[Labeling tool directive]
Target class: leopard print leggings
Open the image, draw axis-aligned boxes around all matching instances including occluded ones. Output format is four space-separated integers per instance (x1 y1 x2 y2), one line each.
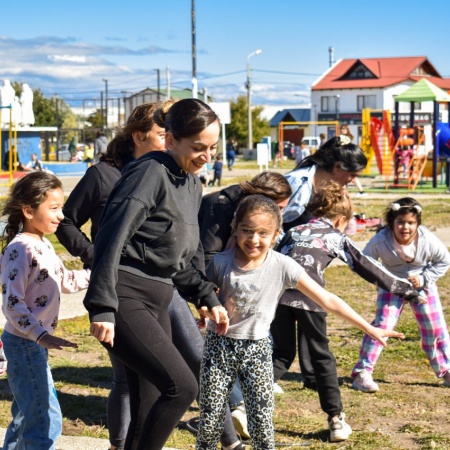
196 331 275 450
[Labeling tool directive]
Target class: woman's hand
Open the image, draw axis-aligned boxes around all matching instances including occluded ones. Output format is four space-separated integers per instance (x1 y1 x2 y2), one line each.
39 334 78 350
367 326 405 347
198 305 229 335
90 322 115 347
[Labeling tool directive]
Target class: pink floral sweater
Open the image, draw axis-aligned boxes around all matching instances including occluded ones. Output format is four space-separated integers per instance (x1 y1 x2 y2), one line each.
1 233 90 342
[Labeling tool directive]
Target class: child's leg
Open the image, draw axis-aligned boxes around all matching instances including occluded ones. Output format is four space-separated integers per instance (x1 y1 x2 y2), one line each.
411 286 450 377
297 309 343 416
271 304 297 382
352 290 405 376
197 332 238 450
239 336 275 450
2 331 62 450
169 292 238 448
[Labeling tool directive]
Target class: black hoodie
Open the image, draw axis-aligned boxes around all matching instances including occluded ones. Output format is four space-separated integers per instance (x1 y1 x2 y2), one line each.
83 151 220 324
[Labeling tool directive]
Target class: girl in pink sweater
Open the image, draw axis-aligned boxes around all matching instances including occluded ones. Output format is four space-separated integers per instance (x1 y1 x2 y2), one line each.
1 172 90 450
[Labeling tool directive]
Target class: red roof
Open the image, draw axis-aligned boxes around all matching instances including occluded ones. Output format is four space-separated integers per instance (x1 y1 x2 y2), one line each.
312 56 450 91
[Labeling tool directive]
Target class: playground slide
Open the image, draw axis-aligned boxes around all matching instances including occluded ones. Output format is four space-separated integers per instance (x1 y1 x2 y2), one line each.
369 116 383 173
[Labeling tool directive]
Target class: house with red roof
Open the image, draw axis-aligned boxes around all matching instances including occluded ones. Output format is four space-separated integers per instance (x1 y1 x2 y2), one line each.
311 56 450 140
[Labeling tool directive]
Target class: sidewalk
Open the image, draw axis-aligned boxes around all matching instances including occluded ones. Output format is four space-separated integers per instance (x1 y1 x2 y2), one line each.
0 427 178 450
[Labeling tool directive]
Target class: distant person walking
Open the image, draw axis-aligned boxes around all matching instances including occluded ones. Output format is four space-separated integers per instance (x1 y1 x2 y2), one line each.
209 155 223 187
94 131 109 159
226 138 236 170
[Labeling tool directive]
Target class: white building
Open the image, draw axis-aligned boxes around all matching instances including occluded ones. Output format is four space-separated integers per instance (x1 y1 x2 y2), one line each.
311 56 450 142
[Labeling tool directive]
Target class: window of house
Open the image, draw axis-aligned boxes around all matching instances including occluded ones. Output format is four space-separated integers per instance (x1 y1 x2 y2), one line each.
357 95 376 111
342 63 375 79
321 96 329 112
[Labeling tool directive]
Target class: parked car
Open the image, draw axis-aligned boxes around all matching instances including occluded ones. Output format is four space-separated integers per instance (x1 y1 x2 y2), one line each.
57 145 72 162
57 143 86 162
302 136 321 152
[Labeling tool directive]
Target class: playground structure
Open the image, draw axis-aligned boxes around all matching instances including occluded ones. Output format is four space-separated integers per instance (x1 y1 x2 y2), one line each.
360 108 432 190
277 121 339 165
0 105 18 187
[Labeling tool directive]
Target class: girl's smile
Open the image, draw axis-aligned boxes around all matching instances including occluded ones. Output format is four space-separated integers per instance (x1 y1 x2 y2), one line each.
235 212 279 269
393 212 418 245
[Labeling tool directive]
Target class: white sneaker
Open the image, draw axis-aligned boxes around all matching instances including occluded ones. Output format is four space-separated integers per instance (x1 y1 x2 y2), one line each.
443 371 450 387
352 369 379 393
328 413 352 442
231 403 250 440
273 382 284 394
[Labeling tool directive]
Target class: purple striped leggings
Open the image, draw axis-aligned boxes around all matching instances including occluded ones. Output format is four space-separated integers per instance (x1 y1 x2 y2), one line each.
352 286 450 378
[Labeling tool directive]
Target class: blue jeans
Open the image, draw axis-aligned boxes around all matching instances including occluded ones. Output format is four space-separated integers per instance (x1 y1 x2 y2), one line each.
2 330 62 450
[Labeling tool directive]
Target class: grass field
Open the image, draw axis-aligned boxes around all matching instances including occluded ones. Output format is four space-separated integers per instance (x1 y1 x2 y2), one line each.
0 185 450 449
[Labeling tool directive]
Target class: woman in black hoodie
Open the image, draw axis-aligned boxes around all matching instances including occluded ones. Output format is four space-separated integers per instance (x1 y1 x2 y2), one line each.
83 99 228 450
56 100 172 450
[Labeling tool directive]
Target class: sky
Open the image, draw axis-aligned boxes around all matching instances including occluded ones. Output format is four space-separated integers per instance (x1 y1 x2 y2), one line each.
1 0 449 113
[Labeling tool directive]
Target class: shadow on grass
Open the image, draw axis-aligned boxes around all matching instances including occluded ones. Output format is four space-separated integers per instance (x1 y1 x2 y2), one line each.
0 369 108 428
52 365 112 389
58 391 107 425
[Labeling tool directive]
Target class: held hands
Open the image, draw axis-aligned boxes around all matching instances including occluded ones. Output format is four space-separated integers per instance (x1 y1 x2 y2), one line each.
198 305 229 335
367 325 405 348
38 334 78 350
90 322 115 347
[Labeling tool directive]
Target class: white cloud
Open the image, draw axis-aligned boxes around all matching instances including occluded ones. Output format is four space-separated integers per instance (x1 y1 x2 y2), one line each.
48 55 87 63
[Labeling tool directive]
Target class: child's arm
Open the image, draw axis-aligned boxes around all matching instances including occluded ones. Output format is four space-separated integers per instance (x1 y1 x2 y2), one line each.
60 264 90 294
37 334 78 350
417 231 450 287
295 272 404 346
342 237 425 303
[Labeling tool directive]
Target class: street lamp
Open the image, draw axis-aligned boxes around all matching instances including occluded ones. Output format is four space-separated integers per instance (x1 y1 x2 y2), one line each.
246 49 262 149
334 94 340 125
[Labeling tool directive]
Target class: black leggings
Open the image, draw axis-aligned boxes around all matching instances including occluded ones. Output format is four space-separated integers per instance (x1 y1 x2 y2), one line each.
105 270 198 450
271 304 342 416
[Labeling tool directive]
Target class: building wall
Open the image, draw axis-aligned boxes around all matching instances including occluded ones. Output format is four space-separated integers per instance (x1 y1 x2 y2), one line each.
311 82 447 142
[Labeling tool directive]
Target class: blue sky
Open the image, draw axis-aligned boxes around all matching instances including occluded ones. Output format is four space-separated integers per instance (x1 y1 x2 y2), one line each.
1 0 449 109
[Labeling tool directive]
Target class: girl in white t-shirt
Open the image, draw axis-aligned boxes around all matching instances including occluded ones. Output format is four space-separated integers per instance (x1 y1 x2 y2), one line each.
196 194 405 450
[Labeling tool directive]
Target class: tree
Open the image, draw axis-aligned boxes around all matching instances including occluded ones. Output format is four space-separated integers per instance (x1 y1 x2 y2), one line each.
226 95 270 149
33 89 57 126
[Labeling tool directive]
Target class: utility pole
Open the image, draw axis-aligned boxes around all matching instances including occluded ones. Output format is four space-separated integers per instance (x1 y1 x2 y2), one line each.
100 91 104 130
55 93 60 158
155 69 161 101
166 65 171 100
191 0 198 98
103 79 108 132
